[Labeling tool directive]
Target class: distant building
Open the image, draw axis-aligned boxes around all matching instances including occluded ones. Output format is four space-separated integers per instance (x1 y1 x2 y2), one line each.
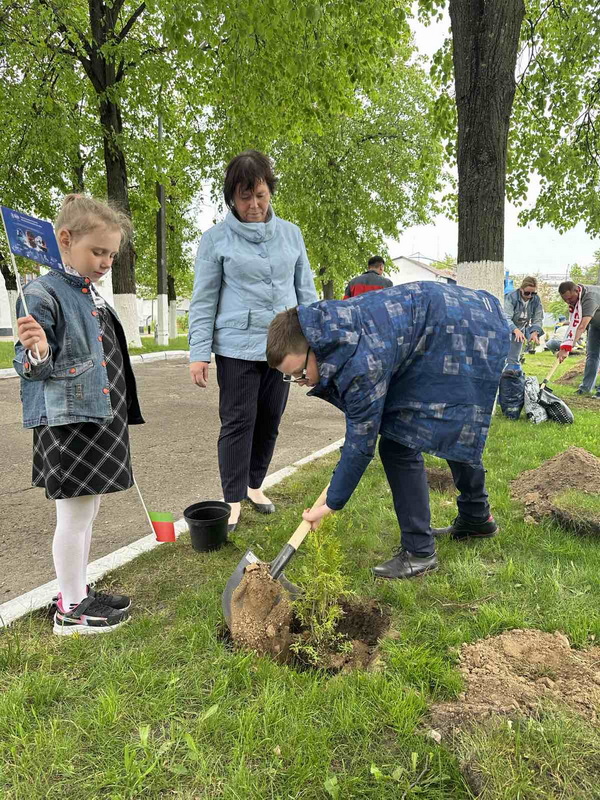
388 255 457 285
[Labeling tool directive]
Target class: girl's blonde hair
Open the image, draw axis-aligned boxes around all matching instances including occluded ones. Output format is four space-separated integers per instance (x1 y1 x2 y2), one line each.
54 194 133 248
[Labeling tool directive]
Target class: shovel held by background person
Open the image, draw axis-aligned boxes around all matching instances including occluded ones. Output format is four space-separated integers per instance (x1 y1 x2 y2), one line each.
222 483 330 628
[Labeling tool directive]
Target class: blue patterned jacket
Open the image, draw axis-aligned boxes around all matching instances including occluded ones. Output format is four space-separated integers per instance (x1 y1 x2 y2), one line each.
298 282 510 510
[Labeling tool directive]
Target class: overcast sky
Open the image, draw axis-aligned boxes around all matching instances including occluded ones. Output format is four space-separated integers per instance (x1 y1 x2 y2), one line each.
391 8 599 275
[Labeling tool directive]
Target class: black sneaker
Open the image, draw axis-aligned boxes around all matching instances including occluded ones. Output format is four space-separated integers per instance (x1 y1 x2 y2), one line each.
53 586 131 612
575 389 587 395
372 548 438 580
432 515 498 540
89 587 131 611
53 592 130 636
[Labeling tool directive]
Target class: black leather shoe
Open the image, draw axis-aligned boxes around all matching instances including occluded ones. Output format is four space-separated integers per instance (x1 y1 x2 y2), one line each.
432 515 498 540
247 498 276 514
372 549 438 580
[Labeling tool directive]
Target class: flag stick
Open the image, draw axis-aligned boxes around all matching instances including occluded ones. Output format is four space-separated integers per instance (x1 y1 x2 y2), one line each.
0 212 41 360
133 479 156 536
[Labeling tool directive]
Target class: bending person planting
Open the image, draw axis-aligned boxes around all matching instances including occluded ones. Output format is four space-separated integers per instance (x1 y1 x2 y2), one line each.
266 282 510 580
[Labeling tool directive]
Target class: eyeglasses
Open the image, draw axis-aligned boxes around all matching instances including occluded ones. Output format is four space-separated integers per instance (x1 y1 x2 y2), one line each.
522 290 537 297
282 347 311 383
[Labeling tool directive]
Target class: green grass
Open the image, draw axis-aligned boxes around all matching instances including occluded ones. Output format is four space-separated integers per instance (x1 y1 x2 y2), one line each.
2 350 600 799
0 336 189 369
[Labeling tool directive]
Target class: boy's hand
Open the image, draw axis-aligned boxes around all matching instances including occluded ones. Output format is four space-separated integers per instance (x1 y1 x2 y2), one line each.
17 315 48 359
557 349 569 363
302 503 333 530
513 328 525 342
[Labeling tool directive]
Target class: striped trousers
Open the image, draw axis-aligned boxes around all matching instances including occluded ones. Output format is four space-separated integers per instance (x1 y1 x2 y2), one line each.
215 355 290 503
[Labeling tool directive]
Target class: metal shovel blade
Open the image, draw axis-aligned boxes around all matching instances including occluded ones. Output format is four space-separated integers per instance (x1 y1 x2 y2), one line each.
221 548 301 628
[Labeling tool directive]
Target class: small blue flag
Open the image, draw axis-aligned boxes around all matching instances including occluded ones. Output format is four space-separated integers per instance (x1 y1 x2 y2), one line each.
1 206 63 272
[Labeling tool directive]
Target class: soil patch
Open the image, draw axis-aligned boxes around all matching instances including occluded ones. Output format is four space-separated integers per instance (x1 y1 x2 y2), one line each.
510 446 600 516
228 568 390 672
568 394 600 411
430 629 600 732
556 360 585 385
426 467 456 494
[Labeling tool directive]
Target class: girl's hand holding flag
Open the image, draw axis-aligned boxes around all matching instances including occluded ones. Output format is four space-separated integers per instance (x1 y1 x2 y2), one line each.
17 315 49 359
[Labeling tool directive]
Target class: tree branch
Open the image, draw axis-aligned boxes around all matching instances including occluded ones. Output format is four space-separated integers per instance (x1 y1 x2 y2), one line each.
115 2 146 45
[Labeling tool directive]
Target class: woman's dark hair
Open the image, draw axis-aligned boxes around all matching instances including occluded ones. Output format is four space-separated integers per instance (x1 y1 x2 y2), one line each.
223 150 277 210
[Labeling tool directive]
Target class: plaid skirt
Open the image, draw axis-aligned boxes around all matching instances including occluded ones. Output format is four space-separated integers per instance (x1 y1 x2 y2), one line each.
32 307 133 499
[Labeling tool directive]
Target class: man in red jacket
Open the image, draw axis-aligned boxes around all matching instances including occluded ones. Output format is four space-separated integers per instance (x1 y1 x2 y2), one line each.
343 256 393 299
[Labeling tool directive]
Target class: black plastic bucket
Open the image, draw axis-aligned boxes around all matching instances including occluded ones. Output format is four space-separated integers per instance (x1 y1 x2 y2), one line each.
183 501 231 552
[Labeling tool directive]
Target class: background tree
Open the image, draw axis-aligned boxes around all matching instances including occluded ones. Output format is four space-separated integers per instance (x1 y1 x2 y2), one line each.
509 2 600 238
273 61 444 298
2 0 413 339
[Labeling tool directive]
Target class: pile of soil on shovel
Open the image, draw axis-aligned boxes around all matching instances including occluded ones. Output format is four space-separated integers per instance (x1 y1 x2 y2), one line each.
556 360 585 384
229 566 390 671
229 563 294 662
510 446 600 517
430 629 600 732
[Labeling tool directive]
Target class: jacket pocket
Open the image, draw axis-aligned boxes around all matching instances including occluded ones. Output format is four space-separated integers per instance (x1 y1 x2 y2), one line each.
214 310 250 330
51 359 95 379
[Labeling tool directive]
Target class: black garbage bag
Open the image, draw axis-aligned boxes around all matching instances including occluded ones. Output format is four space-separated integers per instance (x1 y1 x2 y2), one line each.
538 385 575 424
499 368 525 419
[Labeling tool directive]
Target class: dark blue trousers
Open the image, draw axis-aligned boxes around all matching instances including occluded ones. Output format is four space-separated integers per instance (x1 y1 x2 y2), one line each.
378 436 490 557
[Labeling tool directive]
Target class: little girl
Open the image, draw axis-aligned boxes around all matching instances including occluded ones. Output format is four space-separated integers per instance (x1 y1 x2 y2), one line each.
14 194 144 635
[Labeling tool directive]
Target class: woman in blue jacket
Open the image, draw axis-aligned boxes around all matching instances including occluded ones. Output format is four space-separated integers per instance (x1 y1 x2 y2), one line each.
188 151 318 530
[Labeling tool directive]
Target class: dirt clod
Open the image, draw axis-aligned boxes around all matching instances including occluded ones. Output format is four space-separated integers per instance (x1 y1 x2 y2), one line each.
229 563 293 662
431 629 600 731
510 446 600 516
426 467 456 494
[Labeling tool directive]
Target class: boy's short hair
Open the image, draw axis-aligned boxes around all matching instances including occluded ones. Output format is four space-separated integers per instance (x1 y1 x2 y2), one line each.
368 255 385 268
266 307 308 368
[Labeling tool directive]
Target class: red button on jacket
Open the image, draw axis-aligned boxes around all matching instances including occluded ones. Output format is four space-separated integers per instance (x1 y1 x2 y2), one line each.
69 368 76 374
103 388 109 394
82 287 89 293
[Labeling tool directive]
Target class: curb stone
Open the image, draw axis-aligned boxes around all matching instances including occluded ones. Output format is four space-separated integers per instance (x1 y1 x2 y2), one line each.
0 350 190 379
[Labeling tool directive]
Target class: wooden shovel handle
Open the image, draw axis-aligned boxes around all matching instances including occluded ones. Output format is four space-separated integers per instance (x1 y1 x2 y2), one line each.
541 359 561 389
288 484 330 551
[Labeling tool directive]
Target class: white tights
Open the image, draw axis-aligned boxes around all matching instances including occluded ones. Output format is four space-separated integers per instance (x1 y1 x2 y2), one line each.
53 495 101 609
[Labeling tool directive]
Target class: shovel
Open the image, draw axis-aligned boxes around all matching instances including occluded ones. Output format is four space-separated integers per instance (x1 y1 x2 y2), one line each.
539 359 561 392
222 483 330 628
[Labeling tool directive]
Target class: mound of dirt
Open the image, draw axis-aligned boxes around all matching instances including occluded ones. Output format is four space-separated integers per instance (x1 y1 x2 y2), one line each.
431 629 600 731
229 563 293 662
556 360 585 384
510 446 600 516
229 568 390 672
426 467 456 494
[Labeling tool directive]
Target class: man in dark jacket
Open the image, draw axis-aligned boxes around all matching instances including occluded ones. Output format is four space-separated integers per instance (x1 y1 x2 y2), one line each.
343 255 393 299
267 282 510 580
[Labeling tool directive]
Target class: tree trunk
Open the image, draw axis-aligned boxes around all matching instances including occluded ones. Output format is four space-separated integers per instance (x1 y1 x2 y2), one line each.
0 252 18 337
450 0 525 299
72 144 85 193
97 97 140 346
167 273 178 339
82 0 141 346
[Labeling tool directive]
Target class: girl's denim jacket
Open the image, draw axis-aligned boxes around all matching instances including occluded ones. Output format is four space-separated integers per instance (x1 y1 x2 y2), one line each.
13 269 144 429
